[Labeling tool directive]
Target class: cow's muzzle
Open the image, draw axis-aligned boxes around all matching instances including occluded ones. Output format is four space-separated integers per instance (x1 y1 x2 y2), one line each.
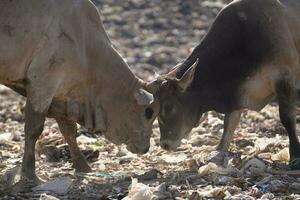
127 143 150 154
160 139 181 151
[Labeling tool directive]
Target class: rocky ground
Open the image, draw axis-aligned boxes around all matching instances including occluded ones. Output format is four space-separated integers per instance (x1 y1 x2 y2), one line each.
1 0 300 199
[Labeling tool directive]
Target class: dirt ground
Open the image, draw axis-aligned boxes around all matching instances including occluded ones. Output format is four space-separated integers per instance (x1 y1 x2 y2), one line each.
1 0 300 199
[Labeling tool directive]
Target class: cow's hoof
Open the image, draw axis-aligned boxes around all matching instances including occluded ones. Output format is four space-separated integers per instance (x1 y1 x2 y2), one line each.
11 176 42 193
2 166 43 193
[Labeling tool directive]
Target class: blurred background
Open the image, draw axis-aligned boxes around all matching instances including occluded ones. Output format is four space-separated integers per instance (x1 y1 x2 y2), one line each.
93 0 232 79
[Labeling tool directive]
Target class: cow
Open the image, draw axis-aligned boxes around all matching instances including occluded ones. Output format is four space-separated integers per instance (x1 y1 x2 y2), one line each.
148 0 300 163
0 0 159 187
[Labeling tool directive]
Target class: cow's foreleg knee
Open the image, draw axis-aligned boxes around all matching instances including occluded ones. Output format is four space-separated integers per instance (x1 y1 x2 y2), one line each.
217 110 241 151
21 101 46 183
56 117 91 173
276 79 300 160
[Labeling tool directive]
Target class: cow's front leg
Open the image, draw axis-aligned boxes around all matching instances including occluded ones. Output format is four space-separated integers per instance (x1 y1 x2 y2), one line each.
21 101 46 184
276 79 300 160
56 117 91 173
216 110 241 151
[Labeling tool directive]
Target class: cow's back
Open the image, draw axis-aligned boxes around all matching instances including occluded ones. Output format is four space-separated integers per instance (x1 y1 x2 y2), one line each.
0 1 57 83
0 0 108 98
181 0 300 112
232 0 300 110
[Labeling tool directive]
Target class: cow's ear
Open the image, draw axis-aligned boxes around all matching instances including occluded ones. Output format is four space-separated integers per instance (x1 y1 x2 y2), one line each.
134 88 154 105
177 59 199 92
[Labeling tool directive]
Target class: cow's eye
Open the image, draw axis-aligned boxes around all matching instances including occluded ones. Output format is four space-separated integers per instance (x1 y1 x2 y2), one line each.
145 107 154 120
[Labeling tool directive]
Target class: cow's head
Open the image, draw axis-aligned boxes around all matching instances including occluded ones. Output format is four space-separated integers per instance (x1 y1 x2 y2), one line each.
126 84 160 154
105 80 160 155
148 59 201 151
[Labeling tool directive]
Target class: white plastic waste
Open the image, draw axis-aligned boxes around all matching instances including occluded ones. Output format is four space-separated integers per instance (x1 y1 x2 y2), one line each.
122 179 154 200
198 162 218 176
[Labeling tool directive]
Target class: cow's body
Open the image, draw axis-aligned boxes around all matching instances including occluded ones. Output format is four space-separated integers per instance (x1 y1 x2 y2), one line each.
153 0 300 160
176 0 300 113
0 0 158 186
0 0 134 127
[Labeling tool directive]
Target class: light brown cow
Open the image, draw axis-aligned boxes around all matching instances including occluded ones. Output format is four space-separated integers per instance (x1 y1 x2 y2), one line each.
0 0 159 186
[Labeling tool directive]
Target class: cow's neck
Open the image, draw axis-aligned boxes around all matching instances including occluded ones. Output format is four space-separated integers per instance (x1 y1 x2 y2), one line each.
74 42 140 133
87 43 139 97
175 38 244 113
98 59 138 97
94 55 140 142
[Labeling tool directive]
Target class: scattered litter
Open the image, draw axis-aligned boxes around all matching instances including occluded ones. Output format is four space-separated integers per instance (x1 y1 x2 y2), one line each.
42 144 99 162
39 193 60 200
122 178 154 200
96 171 126 178
217 167 241 177
33 176 72 195
197 186 226 199
153 183 173 199
255 175 272 188
0 132 20 142
269 180 288 193
288 182 300 193
122 179 178 200
214 175 234 185
241 157 266 176
189 134 219 147
160 153 187 164
84 149 100 162
42 145 63 162
134 169 162 181
198 162 218 176
76 135 98 144
2 166 22 187
119 154 137 165
260 193 275 200
271 148 289 162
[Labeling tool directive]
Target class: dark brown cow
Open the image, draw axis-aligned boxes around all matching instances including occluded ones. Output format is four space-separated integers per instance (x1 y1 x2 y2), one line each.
150 0 300 162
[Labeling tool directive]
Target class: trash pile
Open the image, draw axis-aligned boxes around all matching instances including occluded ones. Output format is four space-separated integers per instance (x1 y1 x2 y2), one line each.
1 105 300 199
122 179 177 200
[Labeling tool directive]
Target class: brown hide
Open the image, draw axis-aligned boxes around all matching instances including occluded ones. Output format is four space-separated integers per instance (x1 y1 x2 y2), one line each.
0 0 159 182
155 0 300 157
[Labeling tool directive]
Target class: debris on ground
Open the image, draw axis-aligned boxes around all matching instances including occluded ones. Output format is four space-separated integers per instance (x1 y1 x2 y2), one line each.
33 176 73 195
